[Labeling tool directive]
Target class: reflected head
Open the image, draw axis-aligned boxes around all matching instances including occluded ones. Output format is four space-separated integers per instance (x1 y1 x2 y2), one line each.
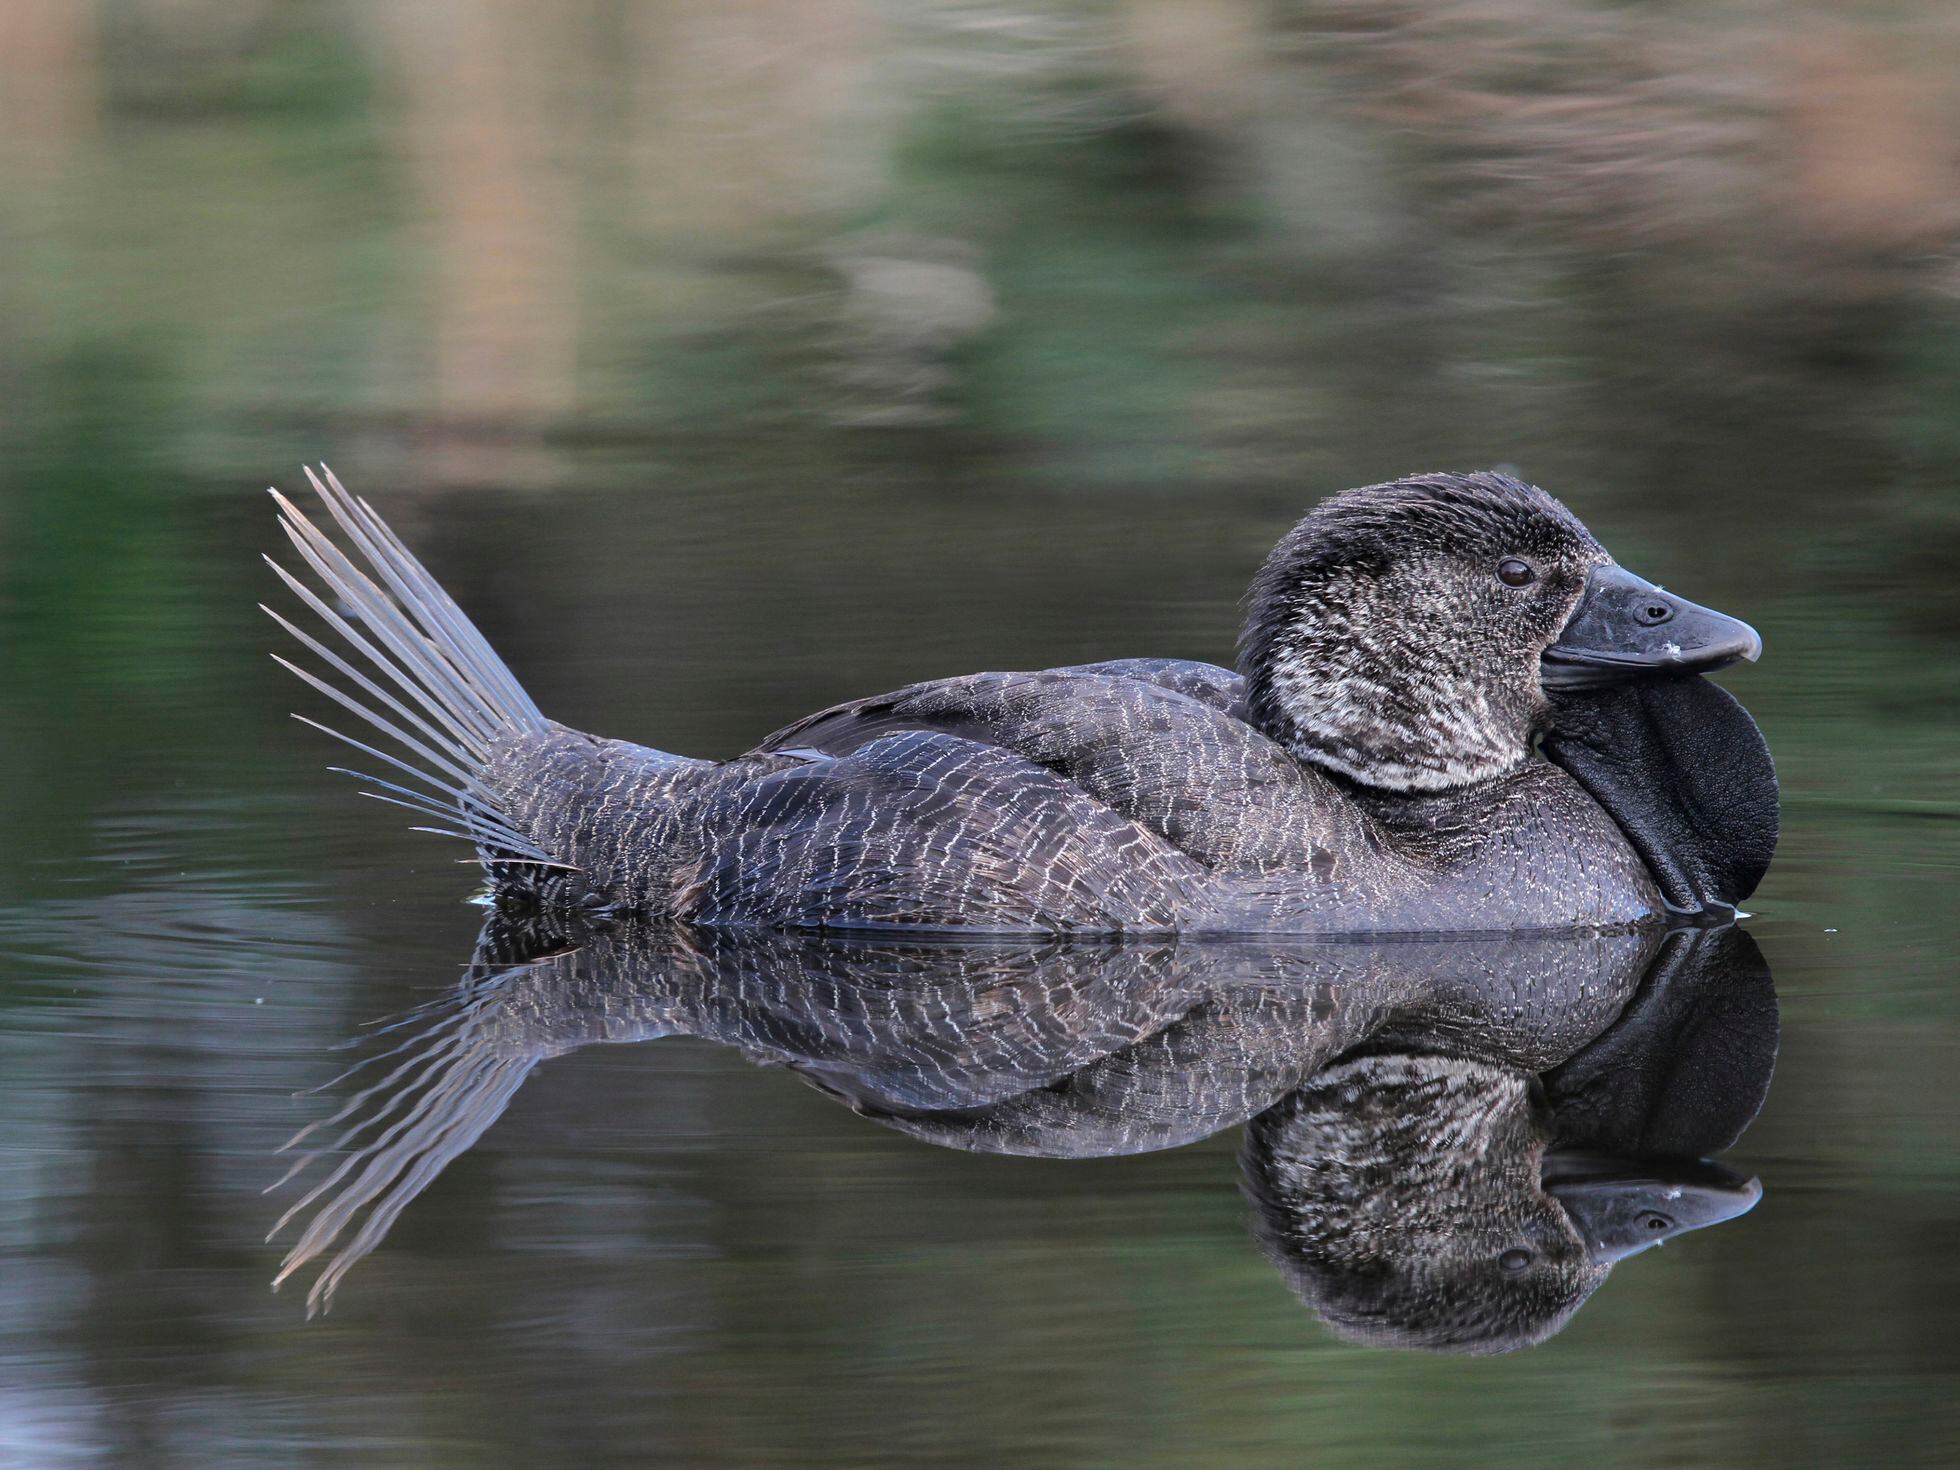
1241 1054 1606 1355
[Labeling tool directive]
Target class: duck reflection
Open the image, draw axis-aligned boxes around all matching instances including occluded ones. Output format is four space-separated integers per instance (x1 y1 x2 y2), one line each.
1244 924 1773 1353
273 919 1774 1351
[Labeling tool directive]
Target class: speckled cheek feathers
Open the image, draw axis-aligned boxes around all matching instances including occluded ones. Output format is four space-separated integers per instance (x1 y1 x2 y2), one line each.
1239 472 1607 793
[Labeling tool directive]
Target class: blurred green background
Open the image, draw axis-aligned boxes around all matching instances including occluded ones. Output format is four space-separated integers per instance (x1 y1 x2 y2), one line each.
0 2 1956 1466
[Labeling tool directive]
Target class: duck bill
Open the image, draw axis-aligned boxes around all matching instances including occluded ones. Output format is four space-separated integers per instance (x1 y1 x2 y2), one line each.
1543 1149 1763 1264
1542 564 1762 690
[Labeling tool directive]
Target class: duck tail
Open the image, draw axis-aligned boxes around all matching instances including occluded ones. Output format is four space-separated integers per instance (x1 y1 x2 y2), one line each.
262 466 567 870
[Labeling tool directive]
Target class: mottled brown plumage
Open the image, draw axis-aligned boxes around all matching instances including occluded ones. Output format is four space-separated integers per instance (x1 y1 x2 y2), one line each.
266 467 1767 934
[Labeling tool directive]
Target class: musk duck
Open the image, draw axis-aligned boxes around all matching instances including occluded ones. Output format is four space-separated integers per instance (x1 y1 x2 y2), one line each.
265 467 1774 933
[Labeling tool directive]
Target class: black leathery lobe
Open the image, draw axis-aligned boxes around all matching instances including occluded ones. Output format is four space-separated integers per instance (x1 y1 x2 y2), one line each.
1540 676 1779 914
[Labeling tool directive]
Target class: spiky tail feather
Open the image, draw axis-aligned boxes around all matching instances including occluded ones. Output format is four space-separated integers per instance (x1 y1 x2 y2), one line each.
264 466 571 872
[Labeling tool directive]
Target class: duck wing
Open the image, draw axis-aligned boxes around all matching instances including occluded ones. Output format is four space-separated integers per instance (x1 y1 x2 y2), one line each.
759 657 1244 753
756 659 1346 874
678 729 1208 932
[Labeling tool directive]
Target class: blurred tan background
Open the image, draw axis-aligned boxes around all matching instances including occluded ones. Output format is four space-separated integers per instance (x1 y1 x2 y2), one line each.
2 0 1954 489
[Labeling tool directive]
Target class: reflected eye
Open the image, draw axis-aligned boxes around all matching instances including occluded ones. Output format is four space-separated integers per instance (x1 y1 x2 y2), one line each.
1497 558 1536 588
1498 1248 1533 1272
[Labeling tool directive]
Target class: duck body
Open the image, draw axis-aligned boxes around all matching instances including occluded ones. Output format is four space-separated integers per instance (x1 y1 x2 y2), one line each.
479 659 1659 933
266 468 1771 936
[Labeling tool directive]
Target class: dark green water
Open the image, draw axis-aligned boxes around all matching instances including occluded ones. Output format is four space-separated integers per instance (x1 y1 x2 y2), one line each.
2 5 1958 1466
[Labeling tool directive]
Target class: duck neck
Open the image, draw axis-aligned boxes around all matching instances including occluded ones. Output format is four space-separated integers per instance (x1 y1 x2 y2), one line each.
1241 652 1534 794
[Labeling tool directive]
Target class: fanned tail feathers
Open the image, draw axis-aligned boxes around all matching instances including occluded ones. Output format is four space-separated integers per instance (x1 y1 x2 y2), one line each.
265 466 564 868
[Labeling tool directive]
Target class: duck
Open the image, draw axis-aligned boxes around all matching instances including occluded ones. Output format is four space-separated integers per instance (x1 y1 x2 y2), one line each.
264 467 1772 934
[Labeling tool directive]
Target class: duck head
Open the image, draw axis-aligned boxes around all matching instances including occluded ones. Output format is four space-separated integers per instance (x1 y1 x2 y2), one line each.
1240 471 1761 792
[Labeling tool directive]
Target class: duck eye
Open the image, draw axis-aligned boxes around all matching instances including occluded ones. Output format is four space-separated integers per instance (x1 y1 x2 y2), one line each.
1498 1248 1533 1272
1496 558 1536 588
